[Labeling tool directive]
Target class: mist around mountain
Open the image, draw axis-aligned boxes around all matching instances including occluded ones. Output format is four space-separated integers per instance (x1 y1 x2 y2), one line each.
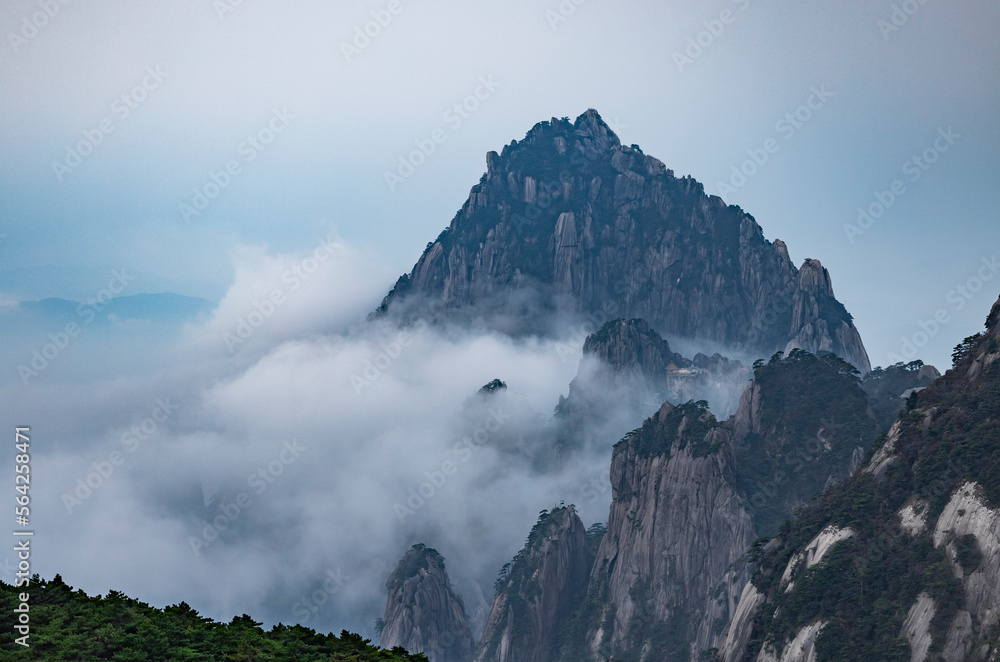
0 292 217 386
376 110 870 374
14 109 996 662
368 113 997 662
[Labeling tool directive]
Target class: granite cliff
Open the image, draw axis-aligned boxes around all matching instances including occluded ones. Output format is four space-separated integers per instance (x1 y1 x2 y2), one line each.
721 295 1000 662
578 400 758 661
473 506 598 662
380 544 475 662
376 109 870 372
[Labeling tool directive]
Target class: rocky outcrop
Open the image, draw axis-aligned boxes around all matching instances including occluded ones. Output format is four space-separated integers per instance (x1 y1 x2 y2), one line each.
933 482 1000 661
757 620 826 662
902 592 937 662
719 582 766 662
473 506 594 662
546 348 880 661
583 401 757 661
719 294 1000 662
783 259 868 373
777 526 854 593
555 319 750 463
376 109 870 373
898 497 930 536
577 318 683 397
730 349 880 536
380 544 475 662
553 318 685 460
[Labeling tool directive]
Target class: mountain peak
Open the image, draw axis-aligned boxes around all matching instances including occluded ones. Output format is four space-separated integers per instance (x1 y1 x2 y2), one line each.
573 108 621 151
377 111 871 372
380 544 474 662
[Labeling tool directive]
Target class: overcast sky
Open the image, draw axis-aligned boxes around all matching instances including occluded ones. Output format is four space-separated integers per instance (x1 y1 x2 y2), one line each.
1 0 999 637
2 0 999 367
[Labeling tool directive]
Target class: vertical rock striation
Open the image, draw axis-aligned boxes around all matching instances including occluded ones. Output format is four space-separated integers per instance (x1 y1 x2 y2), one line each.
377 109 870 372
582 401 757 661
380 544 475 662
473 506 595 662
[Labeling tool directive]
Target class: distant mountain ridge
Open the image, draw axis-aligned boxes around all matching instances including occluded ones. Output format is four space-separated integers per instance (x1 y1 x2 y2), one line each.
13 292 215 323
376 109 870 372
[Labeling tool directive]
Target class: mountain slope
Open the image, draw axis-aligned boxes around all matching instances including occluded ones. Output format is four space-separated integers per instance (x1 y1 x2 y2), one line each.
721 294 1000 662
543 347 886 661
549 401 757 662
376 109 870 372
473 506 597 662
732 349 881 536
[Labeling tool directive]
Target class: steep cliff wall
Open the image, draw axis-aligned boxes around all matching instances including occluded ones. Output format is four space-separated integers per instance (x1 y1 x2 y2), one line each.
473 506 595 662
580 401 757 661
380 544 475 662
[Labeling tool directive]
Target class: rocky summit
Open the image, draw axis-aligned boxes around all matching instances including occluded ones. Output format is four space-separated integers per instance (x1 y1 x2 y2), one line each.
380 544 475 662
377 109 870 372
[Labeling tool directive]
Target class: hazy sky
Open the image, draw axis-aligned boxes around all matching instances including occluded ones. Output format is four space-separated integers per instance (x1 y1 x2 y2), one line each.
1 0 999 640
2 0 999 368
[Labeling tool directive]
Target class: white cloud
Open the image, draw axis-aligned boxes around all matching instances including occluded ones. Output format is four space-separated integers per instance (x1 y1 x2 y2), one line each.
24 235 622 640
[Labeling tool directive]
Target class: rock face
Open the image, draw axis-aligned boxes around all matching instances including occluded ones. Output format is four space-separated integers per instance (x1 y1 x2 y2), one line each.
576 318 684 398
554 318 750 467
932 482 1000 661
380 544 475 662
730 349 880 536
554 318 687 460
377 109 870 372
757 621 826 662
582 401 757 661
473 506 595 662
536 348 880 661
723 294 1000 662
